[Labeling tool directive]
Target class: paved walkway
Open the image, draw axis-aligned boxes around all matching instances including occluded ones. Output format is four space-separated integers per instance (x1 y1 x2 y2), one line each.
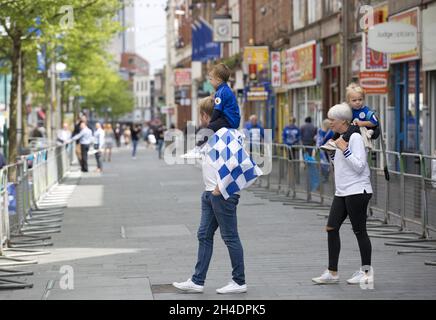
0 145 435 300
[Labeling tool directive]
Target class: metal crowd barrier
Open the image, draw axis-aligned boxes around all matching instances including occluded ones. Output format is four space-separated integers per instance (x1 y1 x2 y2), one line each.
247 142 436 266
0 142 74 290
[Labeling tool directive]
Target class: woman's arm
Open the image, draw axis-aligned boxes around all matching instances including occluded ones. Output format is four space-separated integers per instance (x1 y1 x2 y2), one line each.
336 135 367 174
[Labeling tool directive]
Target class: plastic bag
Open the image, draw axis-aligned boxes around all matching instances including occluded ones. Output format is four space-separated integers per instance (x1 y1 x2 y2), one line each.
148 134 157 145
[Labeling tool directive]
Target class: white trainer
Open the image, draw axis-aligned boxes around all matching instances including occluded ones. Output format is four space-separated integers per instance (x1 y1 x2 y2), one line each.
347 266 374 285
172 278 204 293
216 280 247 294
180 146 203 159
320 140 338 152
312 270 340 284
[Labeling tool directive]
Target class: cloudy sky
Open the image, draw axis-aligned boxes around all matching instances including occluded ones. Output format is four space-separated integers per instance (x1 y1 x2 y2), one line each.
134 0 167 74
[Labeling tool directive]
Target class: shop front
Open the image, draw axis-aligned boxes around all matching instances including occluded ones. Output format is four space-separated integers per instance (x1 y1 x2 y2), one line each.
284 40 322 128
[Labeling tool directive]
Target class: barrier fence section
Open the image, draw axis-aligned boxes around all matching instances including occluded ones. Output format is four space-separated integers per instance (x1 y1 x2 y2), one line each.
249 142 436 240
0 143 74 257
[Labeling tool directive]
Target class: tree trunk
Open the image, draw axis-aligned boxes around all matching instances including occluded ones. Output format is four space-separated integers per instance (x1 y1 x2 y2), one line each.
7 36 21 182
21 50 28 149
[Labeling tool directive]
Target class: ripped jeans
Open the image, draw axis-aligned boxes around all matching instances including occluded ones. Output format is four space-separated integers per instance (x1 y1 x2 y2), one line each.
326 192 373 272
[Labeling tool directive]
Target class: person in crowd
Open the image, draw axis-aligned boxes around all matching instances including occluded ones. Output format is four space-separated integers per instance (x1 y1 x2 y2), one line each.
173 96 247 295
70 121 93 173
103 123 115 162
93 122 105 173
312 103 374 286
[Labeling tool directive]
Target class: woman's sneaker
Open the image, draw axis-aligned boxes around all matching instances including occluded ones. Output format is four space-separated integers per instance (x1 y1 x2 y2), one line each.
172 279 204 293
216 280 247 294
347 267 374 285
312 270 340 284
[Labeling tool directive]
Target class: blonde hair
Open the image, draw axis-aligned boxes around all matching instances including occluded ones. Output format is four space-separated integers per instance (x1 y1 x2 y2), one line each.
327 103 353 123
199 96 214 117
322 119 331 131
210 63 231 82
346 83 365 102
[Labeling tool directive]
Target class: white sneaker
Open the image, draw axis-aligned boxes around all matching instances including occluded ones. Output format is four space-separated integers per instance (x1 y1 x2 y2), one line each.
312 270 340 284
347 266 374 285
172 278 204 293
180 146 203 159
320 140 338 152
216 280 247 294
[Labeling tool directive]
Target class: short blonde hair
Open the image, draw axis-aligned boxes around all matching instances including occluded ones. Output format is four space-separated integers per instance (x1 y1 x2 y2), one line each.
199 96 214 117
210 63 231 82
346 83 365 102
322 119 331 131
327 103 353 123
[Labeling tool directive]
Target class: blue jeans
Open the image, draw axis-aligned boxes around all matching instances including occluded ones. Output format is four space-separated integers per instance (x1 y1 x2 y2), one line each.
132 140 138 157
192 191 245 286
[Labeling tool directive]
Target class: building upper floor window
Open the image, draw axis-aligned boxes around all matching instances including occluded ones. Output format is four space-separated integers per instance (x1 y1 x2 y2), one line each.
324 0 341 16
308 0 322 24
293 0 306 30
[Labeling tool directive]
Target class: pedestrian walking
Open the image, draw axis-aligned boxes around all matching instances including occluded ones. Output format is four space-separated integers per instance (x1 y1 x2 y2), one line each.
103 124 115 162
93 122 105 172
173 97 248 295
300 116 317 147
131 124 141 159
155 124 165 160
123 125 131 147
70 121 93 173
114 123 122 148
312 103 374 285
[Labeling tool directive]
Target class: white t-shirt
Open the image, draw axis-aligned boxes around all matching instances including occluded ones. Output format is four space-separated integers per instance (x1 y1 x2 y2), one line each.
332 133 373 197
202 155 218 192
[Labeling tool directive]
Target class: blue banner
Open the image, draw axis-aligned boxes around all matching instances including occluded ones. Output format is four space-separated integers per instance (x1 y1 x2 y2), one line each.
192 18 221 62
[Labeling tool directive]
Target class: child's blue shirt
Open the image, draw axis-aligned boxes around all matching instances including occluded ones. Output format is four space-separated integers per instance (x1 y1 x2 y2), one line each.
352 106 379 126
214 82 241 129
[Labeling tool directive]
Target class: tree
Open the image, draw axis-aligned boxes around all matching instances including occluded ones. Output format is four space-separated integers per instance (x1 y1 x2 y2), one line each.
0 0 124 179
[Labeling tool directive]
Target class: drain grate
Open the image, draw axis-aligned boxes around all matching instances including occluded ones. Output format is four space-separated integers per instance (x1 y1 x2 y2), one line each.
151 284 179 294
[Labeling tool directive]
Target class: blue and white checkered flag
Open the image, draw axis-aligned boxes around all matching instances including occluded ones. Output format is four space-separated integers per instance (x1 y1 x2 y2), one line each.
202 128 263 200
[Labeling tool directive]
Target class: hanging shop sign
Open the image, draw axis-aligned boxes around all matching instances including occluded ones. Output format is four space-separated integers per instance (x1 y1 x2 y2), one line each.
362 4 389 71
243 46 269 65
246 86 269 102
271 51 281 88
422 4 436 71
385 7 420 63
284 40 318 87
213 16 232 43
174 68 191 87
359 71 388 94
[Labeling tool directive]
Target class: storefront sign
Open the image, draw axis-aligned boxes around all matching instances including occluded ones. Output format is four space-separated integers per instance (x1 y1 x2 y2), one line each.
243 46 269 65
247 87 269 101
423 4 436 71
362 4 389 71
174 68 191 86
388 7 420 63
271 51 281 87
284 41 317 86
359 71 388 94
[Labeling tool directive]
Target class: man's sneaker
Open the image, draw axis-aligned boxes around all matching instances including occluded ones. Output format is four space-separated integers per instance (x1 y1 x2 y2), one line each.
180 146 203 159
312 270 340 284
320 140 338 152
347 266 374 285
172 279 204 293
216 280 247 294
